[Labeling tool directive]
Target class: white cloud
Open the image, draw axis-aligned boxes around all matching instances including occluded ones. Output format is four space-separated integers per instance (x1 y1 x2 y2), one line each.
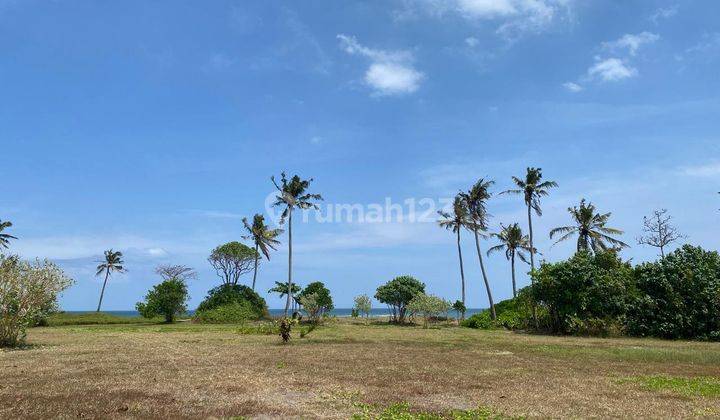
649 5 678 24
603 32 660 56
465 36 480 47
146 247 168 257
457 0 518 18
587 57 637 82
337 34 424 96
562 81 583 92
679 162 720 177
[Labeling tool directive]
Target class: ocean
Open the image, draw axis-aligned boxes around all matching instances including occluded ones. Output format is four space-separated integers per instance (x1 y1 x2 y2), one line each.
65 308 488 318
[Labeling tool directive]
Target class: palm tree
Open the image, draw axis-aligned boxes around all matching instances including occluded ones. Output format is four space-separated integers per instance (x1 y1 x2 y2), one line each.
502 167 557 277
268 281 302 313
0 220 17 249
95 249 126 312
460 178 496 320
271 172 322 316
549 199 629 252
437 195 469 313
242 214 283 291
487 223 533 298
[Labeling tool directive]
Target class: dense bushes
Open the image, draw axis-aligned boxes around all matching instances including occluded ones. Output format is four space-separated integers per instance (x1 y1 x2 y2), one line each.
627 246 720 340
193 301 257 324
196 284 268 319
136 278 189 323
461 291 533 330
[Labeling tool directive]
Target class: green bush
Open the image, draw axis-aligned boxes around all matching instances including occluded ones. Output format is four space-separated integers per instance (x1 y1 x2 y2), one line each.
461 291 534 330
136 278 189 323
193 302 256 324
627 245 720 340
375 275 425 323
196 284 268 319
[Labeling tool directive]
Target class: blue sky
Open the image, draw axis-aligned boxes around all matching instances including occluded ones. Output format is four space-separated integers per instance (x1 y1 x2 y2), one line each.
2 0 719 310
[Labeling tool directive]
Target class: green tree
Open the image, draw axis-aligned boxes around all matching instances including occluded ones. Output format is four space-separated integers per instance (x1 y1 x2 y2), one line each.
0 220 17 250
374 275 425 323
408 294 452 328
242 214 283 291
460 178 496 320
197 284 268 319
297 281 333 316
268 280 302 312
208 242 258 286
271 172 323 316
487 223 533 298
95 249 125 312
452 300 466 320
437 195 469 308
502 168 558 275
550 199 629 253
136 278 189 323
353 294 372 318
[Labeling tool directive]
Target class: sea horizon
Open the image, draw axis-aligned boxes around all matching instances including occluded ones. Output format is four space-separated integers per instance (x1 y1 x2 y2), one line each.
62 308 489 318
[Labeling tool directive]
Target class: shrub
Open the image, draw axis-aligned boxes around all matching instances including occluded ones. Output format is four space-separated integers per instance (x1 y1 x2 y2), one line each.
136 278 189 323
452 300 466 320
627 245 720 340
407 293 451 327
375 275 425 323
461 290 546 331
531 251 635 334
196 284 268 319
353 294 372 318
194 301 256 324
278 317 295 343
299 293 322 323
297 281 333 316
0 255 73 347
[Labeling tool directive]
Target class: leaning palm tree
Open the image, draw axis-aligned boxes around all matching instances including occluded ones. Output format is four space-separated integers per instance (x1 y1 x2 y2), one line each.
271 172 322 316
460 178 496 320
549 199 629 252
487 223 533 298
0 220 17 249
502 167 557 276
95 249 126 312
438 195 469 313
242 214 283 291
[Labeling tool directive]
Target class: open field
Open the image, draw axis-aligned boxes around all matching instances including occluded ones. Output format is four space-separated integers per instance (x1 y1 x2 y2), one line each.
2 319 720 419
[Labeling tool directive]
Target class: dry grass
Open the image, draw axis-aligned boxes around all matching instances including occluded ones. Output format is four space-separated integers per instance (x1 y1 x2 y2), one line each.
2 319 720 418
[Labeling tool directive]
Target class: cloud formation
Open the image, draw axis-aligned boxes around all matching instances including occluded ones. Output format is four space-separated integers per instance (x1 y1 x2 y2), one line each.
587 57 637 82
603 32 660 56
337 34 424 96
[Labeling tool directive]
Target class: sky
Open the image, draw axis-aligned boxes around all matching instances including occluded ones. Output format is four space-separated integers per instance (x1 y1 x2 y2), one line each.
2 0 719 310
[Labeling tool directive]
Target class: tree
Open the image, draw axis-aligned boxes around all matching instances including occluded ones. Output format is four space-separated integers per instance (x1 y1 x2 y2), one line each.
550 199 629 253
452 300 466 320
242 214 283 291
487 223 533 298
136 278 188 323
460 178 496 320
0 255 73 347
636 209 686 258
297 281 333 316
95 249 125 312
408 294 452 328
502 168 558 275
155 264 196 282
197 284 268 319
0 220 17 250
353 294 372 318
299 293 322 323
268 280 302 313
208 242 257 286
271 172 323 316
374 275 425 323
437 195 469 308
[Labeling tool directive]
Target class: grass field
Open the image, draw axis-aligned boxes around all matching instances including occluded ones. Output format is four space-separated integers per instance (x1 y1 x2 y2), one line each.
2 318 720 418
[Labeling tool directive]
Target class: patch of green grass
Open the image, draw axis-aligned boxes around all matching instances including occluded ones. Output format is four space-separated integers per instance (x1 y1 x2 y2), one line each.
351 402 518 420
44 312 162 326
621 375 720 397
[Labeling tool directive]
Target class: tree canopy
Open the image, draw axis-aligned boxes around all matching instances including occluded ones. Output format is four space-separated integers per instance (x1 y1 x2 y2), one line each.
208 242 258 286
375 275 425 323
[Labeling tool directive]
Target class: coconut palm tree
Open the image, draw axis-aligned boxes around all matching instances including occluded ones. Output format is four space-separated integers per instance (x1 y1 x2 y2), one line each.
437 195 469 313
95 249 126 312
487 223 533 298
460 178 496 320
268 281 302 313
0 220 17 249
242 214 283 291
271 172 322 316
502 167 557 276
549 199 629 252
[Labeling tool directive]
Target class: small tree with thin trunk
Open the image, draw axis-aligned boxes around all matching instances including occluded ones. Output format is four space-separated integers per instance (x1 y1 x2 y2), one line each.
487 223 533 298
155 264 196 282
242 214 283 291
637 209 686 258
353 294 372 318
95 249 125 312
208 242 257 286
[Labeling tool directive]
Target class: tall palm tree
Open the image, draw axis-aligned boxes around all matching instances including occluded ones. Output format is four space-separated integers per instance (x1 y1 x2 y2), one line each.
0 220 17 249
95 249 125 312
271 172 322 316
460 178 496 320
550 199 629 252
487 223 533 298
242 214 283 291
502 167 557 277
438 195 469 312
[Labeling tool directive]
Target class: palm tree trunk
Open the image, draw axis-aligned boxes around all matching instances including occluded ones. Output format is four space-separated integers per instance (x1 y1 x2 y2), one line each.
252 243 259 291
456 229 466 314
473 228 496 320
511 252 517 298
527 203 535 276
96 270 110 312
284 208 293 317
